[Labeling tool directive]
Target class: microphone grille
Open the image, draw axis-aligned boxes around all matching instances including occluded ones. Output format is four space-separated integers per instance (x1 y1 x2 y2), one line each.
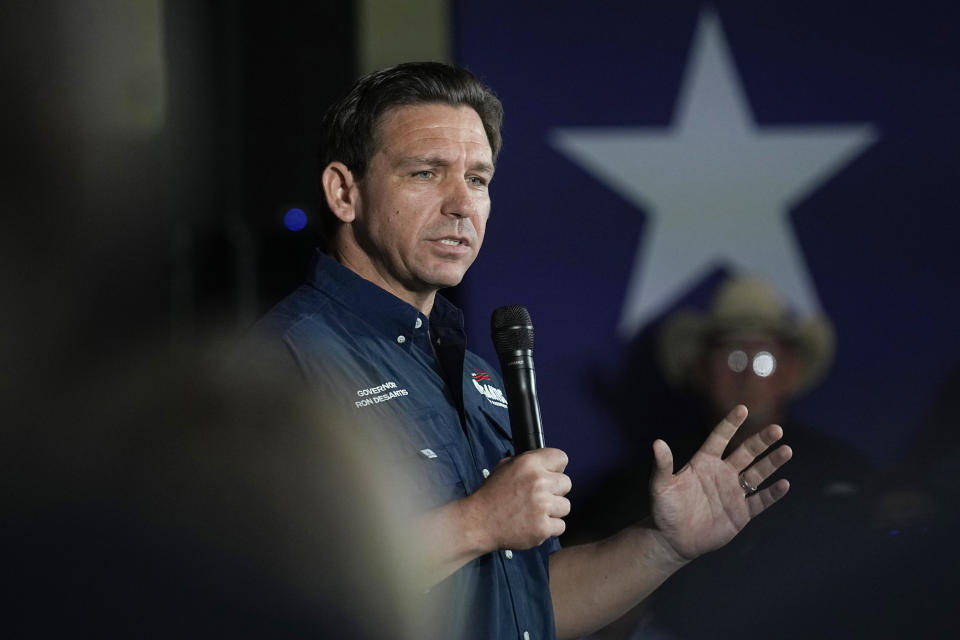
491 305 534 353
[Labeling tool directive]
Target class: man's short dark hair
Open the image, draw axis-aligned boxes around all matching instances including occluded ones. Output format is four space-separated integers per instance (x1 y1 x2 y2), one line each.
317 62 503 248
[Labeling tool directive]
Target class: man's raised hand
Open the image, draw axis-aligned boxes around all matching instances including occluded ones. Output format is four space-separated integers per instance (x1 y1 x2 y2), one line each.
649 405 792 563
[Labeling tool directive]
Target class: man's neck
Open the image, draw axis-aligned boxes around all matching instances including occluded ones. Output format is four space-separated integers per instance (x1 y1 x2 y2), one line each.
332 249 436 316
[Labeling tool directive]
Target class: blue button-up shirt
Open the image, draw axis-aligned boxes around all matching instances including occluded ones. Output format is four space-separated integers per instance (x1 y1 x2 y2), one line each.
249 251 558 639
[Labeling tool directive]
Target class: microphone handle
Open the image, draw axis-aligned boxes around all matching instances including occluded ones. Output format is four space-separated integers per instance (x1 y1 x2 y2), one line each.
500 350 545 454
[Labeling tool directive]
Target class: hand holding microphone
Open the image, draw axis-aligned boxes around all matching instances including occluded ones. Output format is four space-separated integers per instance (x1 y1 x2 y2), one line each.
469 447 572 550
461 305 570 551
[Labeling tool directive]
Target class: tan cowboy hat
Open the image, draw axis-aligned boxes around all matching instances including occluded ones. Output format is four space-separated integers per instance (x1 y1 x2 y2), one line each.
658 276 835 394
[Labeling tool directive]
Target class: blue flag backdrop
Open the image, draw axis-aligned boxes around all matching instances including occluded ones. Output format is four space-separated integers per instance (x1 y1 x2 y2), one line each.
454 1 960 481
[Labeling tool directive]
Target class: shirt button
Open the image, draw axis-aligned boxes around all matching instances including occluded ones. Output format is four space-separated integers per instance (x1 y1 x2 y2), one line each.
415 317 423 329
397 335 406 344
504 550 513 560
482 468 490 478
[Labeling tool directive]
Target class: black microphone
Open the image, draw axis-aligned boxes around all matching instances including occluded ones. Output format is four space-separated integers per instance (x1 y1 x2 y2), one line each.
491 305 545 454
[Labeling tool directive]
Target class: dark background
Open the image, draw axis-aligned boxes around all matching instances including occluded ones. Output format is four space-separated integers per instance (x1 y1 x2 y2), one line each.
1 1 355 375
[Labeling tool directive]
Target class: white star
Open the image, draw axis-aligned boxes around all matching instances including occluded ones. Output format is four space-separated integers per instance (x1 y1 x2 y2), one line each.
550 9 878 338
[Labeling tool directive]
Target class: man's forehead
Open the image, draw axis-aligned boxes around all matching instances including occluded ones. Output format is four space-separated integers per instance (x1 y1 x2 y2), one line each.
374 103 492 155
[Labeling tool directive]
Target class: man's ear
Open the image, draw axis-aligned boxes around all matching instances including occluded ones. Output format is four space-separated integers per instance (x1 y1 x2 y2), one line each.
321 161 359 223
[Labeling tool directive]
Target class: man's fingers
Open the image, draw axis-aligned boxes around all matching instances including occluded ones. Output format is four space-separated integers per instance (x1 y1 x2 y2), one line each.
725 423 785 471
651 438 675 484
553 471 573 496
738 444 792 490
549 516 567 538
700 405 748 457
527 447 569 472
747 478 791 518
550 495 571 518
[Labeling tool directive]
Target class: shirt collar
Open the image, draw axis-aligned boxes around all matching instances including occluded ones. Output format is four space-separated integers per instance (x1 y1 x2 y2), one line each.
307 250 465 342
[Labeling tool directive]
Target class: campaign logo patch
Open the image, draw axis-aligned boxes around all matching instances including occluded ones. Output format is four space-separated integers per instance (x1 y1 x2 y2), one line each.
471 372 508 408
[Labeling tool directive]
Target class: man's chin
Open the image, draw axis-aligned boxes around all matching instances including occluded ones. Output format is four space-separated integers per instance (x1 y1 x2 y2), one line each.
433 275 466 290
420 264 470 290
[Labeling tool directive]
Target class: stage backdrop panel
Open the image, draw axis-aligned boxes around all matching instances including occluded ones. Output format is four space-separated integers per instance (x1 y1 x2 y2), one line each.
454 1 960 480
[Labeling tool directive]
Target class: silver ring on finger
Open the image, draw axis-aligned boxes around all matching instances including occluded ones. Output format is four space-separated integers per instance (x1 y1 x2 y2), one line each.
738 471 758 495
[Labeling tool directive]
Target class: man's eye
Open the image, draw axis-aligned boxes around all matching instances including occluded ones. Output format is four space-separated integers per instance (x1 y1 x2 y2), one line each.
467 176 488 186
414 170 434 179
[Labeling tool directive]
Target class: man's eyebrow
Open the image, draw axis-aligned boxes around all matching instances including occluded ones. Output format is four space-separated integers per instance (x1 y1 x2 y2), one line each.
397 155 495 175
469 160 496 176
397 155 449 168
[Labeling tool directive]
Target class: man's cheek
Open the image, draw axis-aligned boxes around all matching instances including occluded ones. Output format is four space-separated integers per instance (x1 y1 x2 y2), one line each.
474 216 489 248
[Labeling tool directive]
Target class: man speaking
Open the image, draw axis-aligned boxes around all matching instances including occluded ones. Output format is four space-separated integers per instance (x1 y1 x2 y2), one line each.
246 62 792 639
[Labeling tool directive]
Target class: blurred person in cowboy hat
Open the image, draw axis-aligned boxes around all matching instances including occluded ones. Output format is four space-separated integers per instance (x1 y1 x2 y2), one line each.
566 275 877 639
657 275 836 458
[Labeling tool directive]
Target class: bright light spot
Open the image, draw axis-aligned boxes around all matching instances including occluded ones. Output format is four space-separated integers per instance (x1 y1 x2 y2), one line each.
284 208 308 231
753 351 776 377
727 350 748 373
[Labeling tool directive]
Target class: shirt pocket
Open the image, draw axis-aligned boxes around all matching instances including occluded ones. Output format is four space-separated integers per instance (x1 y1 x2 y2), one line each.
383 409 468 512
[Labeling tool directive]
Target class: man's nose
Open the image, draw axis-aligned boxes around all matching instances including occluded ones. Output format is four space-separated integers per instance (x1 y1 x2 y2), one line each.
441 176 481 218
